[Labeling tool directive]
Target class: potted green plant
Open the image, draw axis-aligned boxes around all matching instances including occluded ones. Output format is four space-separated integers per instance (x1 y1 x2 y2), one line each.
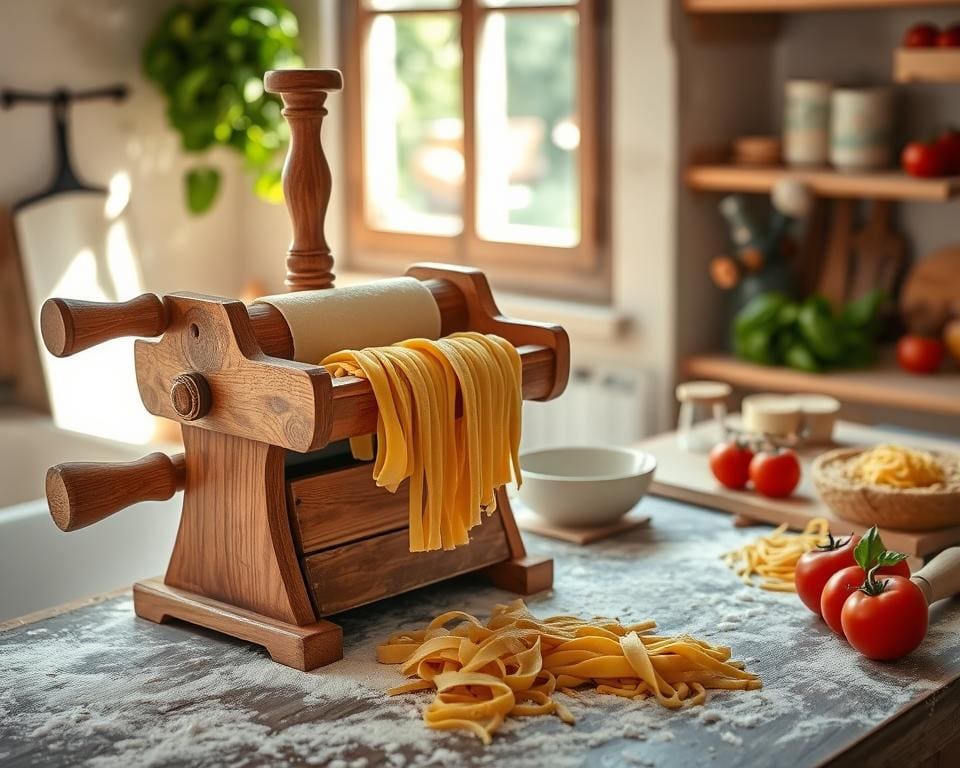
143 0 303 213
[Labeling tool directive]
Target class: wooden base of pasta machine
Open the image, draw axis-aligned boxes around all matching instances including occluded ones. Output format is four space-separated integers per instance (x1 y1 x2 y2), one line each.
133 556 553 672
133 578 344 672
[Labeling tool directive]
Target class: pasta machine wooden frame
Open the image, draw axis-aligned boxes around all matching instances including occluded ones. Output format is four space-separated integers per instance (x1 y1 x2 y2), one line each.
40 70 569 671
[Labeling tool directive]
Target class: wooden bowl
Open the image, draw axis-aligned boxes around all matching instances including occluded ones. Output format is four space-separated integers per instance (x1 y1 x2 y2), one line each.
812 447 960 531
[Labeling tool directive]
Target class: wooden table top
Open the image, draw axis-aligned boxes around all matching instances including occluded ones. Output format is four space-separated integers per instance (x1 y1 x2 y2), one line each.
2 497 959 768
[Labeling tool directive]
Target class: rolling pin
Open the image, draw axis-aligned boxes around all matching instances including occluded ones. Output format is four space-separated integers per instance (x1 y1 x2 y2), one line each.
46 452 186 532
911 547 960 607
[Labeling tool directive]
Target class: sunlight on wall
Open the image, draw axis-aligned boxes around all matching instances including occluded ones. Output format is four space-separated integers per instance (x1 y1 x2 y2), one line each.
19 172 155 445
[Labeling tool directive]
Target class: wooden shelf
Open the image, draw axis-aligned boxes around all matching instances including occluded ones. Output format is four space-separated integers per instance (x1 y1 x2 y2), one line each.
686 0 960 13
686 164 960 201
683 352 960 417
895 47 960 83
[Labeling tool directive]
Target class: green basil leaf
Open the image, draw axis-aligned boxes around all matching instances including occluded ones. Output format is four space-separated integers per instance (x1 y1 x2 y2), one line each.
875 550 908 567
853 526 885 571
186 167 221 214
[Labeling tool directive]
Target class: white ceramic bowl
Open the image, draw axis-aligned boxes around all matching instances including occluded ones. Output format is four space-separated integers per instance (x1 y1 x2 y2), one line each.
518 446 656 528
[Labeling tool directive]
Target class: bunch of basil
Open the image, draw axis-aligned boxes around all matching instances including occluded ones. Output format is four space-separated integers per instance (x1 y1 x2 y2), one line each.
733 290 886 372
143 1 303 214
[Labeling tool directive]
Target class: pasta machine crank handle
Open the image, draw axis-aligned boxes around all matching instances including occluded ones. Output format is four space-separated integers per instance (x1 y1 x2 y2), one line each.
40 294 168 358
46 452 186 532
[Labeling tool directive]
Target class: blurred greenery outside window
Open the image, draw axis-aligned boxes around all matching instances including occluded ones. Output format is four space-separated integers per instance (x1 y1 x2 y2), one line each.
348 0 607 301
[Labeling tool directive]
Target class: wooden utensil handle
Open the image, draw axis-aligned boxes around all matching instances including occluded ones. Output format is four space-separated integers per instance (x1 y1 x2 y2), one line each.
912 547 960 605
46 452 186 532
40 294 167 357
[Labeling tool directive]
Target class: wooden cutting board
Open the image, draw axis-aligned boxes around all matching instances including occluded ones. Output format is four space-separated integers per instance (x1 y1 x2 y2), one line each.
515 503 651 545
900 244 960 327
635 420 960 558
0 208 47 411
849 200 905 301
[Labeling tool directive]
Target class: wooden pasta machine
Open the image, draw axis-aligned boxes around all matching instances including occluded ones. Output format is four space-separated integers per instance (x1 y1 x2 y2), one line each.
40 70 569 671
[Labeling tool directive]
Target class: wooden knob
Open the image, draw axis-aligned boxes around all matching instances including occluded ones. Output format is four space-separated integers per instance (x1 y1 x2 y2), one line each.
170 372 212 421
264 69 343 292
46 453 186 532
40 294 167 357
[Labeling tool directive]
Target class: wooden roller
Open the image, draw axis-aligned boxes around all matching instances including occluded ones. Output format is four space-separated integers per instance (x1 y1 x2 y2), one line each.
39 264 569 455
40 279 467 361
47 452 186 532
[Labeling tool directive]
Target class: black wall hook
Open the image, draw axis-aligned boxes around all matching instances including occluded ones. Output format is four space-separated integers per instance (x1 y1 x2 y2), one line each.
1 84 128 211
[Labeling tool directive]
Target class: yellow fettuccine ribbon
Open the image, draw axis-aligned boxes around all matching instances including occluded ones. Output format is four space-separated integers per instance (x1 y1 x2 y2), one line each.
377 600 762 744
321 332 522 553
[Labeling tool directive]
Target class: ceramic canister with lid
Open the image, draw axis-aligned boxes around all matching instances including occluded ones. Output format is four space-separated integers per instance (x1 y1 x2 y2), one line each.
784 79 832 166
830 86 894 171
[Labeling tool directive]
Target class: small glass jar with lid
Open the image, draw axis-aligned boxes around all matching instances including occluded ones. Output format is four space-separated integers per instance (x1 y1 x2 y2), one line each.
675 380 731 453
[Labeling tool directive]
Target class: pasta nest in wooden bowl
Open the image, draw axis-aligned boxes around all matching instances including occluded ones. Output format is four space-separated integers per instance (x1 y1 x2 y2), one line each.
812 445 960 531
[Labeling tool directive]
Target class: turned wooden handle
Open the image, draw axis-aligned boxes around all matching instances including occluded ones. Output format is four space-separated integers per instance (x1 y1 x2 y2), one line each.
40 294 167 357
46 453 186 532
264 68 343 292
912 547 960 605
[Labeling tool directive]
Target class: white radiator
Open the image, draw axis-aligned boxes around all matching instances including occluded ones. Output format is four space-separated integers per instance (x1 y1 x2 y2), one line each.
520 364 653 452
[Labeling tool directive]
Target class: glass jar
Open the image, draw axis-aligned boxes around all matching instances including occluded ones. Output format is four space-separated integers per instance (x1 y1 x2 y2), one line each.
675 380 731 453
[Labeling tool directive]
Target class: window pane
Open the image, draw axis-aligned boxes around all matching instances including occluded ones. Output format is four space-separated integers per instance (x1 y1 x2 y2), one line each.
364 0 457 10
363 13 463 236
476 11 580 248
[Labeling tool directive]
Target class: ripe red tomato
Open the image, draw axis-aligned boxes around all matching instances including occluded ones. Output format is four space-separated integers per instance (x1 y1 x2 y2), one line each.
841 576 928 660
820 561 912 635
934 129 960 174
709 441 754 490
904 22 940 47
794 534 860 616
902 141 947 178
748 449 800 499
897 334 945 374
937 24 960 47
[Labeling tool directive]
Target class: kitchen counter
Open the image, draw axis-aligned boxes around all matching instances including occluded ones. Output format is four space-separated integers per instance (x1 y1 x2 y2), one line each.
2 497 960 768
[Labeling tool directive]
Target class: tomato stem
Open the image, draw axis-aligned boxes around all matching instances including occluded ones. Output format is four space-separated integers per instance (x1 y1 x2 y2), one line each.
859 564 890 597
817 532 853 552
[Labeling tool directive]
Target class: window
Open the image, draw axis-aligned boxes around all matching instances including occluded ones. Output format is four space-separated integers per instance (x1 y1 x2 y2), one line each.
344 0 608 301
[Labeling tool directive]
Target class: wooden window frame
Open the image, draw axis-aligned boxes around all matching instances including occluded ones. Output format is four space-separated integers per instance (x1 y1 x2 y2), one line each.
342 0 610 303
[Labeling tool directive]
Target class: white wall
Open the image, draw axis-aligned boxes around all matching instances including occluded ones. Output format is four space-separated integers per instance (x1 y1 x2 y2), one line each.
0 0 246 298
580 0 677 431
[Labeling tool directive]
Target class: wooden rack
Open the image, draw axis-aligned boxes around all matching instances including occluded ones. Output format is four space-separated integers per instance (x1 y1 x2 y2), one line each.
894 48 960 83
685 164 960 202
684 353 960 417
681 0 960 425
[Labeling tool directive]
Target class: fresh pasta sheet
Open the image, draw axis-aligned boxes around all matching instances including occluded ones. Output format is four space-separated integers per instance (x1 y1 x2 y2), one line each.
321 332 522 553
722 518 830 591
377 600 762 744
